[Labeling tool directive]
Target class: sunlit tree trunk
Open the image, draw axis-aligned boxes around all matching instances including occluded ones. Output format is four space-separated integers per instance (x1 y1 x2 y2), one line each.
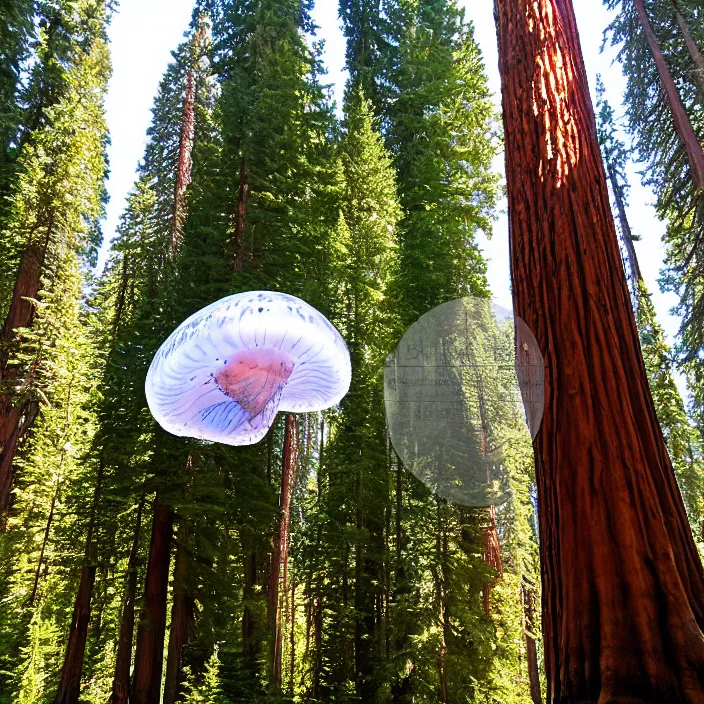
131 498 173 704
496 0 704 700
0 230 51 521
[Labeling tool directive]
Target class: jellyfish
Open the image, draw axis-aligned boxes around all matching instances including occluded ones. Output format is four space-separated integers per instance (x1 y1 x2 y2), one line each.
145 291 351 445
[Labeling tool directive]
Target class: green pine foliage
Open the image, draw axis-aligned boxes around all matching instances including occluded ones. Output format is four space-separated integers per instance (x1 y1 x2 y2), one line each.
604 0 704 447
596 76 704 548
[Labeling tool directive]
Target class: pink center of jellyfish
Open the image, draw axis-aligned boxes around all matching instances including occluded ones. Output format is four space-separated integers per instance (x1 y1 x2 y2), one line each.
215 347 294 416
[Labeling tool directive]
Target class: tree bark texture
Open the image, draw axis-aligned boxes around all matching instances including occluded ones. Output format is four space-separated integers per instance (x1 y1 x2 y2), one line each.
268 413 298 687
131 499 173 704
108 497 144 704
163 519 195 704
52 463 104 704
170 67 196 255
523 579 542 704
633 0 704 190
234 155 249 271
496 0 704 701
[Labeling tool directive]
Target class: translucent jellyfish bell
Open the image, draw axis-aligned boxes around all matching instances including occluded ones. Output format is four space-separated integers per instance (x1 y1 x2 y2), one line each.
146 291 352 446
384 297 544 507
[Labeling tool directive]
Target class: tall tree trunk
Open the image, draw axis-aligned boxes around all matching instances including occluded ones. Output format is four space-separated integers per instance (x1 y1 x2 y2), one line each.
523 579 542 704
633 0 704 190
131 498 173 704
163 519 194 704
52 462 104 704
169 68 196 255
268 413 297 687
0 225 52 522
234 155 248 271
607 161 643 289
481 505 503 615
671 0 704 103
109 496 145 704
496 0 704 700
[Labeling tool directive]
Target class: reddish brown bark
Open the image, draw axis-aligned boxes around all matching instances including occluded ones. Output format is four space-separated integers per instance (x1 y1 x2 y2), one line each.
234 155 249 271
0 226 51 523
633 0 704 190
481 505 503 615
53 463 104 704
523 580 542 704
268 414 298 686
109 497 145 704
0 407 22 528
169 69 196 255
496 0 704 701
163 519 195 704
131 499 173 704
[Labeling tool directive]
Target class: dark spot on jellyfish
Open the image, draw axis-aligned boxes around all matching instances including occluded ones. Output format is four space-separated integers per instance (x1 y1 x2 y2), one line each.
258 307 263 313
190 376 196 381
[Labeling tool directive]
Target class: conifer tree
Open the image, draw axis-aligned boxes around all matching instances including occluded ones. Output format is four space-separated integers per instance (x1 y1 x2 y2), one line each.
597 81 704 544
498 0 704 698
0 0 111 524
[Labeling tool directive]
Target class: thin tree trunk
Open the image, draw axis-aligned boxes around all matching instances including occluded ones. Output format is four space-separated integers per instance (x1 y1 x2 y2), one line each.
607 161 643 288
288 578 296 697
242 548 259 670
672 0 704 102
481 505 503 616
169 68 196 255
234 155 248 271
109 496 145 704
131 498 173 704
268 413 297 687
29 474 60 606
163 519 194 704
496 0 704 700
433 501 449 704
52 462 104 704
523 580 542 704
633 0 704 190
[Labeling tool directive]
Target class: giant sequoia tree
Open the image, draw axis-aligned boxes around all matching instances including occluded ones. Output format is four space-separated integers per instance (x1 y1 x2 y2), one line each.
497 0 704 700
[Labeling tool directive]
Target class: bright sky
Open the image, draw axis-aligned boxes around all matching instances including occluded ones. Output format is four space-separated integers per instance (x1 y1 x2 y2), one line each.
103 0 682 380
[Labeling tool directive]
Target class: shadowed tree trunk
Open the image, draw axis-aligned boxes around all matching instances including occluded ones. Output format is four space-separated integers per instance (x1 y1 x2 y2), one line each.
234 155 248 271
131 498 173 704
108 496 145 704
496 0 704 700
163 519 195 704
268 413 298 687
606 162 642 287
633 0 704 190
52 462 104 704
523 579 542 704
